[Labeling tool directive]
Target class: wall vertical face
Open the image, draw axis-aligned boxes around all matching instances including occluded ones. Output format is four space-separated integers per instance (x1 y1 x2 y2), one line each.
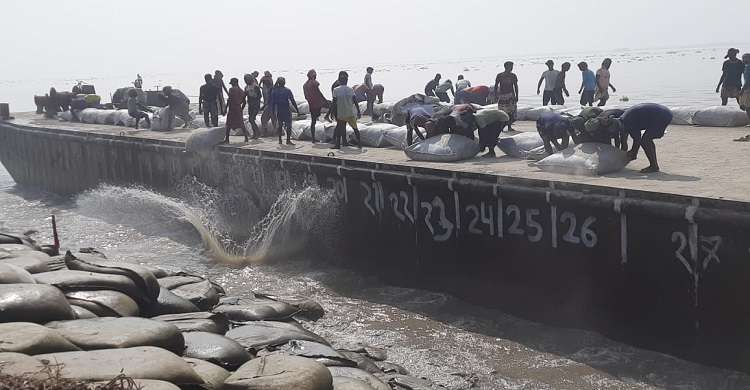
1 122 750 373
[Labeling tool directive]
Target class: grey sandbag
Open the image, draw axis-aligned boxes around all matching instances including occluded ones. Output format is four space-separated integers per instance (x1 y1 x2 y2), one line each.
498 132 545 158
0 256 50 274
65 290 140 317
183 331 253 371
45 317 185 355
339 351 382 373
0 263 35 284
152 312 230 334
170 279 220 311
64 251 160 302
692 105 750 127
142 286 201 317
34 347 204 385
158 274 205 290
0 352 49 382
328 366 391 390
224 355 333 390
225 321 329 353
404 133 480 162
0 284 75 323
185 127 226 153
670 106 701 125
183 357 230 390
349 123 397 148
381 374 450 390
261 340 356 368
71 305 99 319
338 344 388 361
222 294 326 321
535 143 630 176
0 322 81 355
333 377 379 390
213 299 301 323
382 126 409 149
34 270 149 304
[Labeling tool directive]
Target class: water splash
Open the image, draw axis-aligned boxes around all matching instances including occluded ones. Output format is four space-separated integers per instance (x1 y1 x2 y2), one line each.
73 183 340 266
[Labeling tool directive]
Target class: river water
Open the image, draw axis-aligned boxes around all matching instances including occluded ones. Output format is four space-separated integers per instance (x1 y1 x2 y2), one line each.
2 161 750 390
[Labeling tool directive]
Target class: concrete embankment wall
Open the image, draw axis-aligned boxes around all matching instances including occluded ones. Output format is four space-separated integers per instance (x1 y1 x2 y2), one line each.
1 121 750 373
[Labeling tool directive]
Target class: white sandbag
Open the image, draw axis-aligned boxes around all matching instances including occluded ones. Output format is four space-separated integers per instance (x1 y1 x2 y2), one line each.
692 106 750 127
297 102 311 115
549 105 569 114
189 116 226 129
404 133 480 162
382 126 409 149
497 132 544 158
670 106 701 125
522 144 560 161
349 123 397 148
59 111 74 122
522 106 555 121
76 108 99 124
304 122 334 142
515 105 535 120
151 107 173 131
291 121 310 140
536 143 629 175
560 107 583 117
185 127 226 153
358 101 368 112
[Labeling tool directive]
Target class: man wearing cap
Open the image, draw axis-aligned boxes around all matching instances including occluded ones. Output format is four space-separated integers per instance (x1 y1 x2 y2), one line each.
536 60 559 106
716 48 745 106
223 78 252 144
595 59 616 106
536 111 571 155
578 62 596 106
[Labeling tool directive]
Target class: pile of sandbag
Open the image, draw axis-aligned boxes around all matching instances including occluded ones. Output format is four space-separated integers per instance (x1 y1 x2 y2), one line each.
390 94 442 126
150 107 185 131
497 132 545 158
382 126 410 150
404 133 480 162
0 234 449 390
691 106 750 127
535 143 630 175
348 123 398 147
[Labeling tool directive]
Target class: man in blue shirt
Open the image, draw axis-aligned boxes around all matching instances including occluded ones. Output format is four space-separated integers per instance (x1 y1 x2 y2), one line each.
270 77 300 145
578 62 596 106
618 103 673 173
536 111 571 155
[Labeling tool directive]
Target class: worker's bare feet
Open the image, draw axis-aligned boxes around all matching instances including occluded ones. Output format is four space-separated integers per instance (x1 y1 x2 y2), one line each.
640 165 659 173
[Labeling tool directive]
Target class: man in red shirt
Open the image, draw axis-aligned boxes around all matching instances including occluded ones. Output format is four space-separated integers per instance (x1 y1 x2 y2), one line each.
303 69 331 143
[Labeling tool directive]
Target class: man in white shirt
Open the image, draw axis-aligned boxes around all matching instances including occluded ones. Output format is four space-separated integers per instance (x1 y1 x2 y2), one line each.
536 60 559 106
331 71 362 149
455 75 471 103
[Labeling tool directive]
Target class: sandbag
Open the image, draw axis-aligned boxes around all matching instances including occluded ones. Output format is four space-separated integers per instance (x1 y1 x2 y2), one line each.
338 351 381 373
225 321 329 353
304 122 334 142
522 144 560 161
0 352 49 382
143 286 201 317
224 355 333 390
151 312 230 334
337 345 387 362
0 263 35 284
327 367 390 390
1 256 51 274
34 270 149 304
290 121 310 140
213 299 301 323
170 279 220 311
183 331 253 371
64 251 159 302
404 133 480 162
521 106 554 121
59 110 74 122
34 347 204 385
670 106 701 125
87 379 180 390
692 106 750 127
350 123 397 148
261 340 355 368
183 357 231 390
71 305 99 319
45 317 185 355
158 274 204 290
382 126 409 149
222 294 326 322
65 290 140 317
497 132 545 158
333 377 379 390
0 284 75 323
381 374 450 390
0 322 81 355
186 127 226 153
151 107 181 131
536 143 629 176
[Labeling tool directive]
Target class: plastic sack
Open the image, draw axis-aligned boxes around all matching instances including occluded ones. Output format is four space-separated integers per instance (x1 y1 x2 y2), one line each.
404 133 480 162
522 106 555 121
692 106 750 127
535 143 629 175
497 132 544 158
347 123 397 148
185 127 226 154
670 106 701 125
383 126 409 149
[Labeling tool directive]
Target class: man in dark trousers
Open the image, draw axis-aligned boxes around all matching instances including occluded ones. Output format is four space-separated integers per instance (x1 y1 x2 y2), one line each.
618 103 673 173
199 74 220 127
223 78 251 143
536 111 572 156
270 77 300 145
716 48 745 106
424 73 441 97
330 71 362 149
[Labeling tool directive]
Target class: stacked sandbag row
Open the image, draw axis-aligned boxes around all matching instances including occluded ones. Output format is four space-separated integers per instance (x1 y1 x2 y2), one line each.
0 237 447 389
669 105 750 127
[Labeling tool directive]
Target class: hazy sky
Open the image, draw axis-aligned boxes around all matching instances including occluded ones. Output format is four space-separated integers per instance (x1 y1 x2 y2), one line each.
2 0 747 80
